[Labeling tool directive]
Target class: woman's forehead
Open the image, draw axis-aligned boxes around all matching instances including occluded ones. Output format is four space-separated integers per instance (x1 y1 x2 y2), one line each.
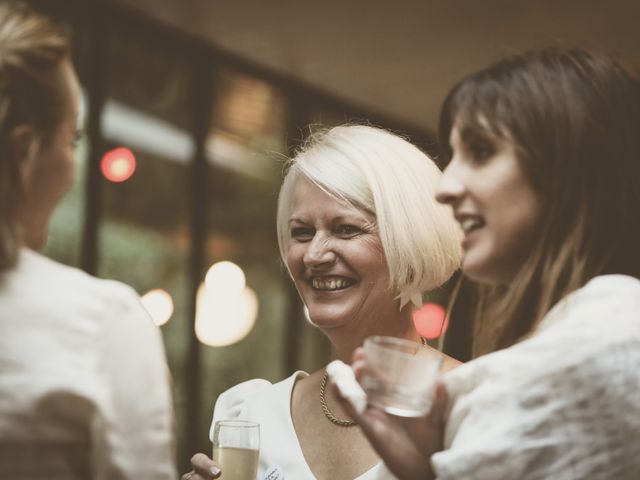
451 114 500 143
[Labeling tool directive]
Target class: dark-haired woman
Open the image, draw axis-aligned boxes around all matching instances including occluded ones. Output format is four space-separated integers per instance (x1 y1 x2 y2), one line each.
343 48 640 480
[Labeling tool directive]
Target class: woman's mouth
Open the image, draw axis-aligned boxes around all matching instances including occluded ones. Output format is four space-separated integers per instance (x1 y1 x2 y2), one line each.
311 276 356 291
460 218 485 235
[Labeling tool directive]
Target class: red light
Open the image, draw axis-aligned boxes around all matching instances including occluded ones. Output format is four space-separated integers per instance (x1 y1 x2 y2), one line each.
101 147 136 182
413 302 448 339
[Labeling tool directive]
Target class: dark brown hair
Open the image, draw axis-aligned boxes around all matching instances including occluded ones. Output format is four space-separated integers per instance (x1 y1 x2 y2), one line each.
0 1 69 270
439 48 640 354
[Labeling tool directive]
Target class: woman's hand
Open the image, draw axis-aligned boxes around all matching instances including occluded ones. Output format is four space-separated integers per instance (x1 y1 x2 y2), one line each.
332 348 448 480
180 453 221 479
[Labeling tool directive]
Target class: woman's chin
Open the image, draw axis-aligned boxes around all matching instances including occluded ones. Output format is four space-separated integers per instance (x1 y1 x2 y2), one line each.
461 255 500 285
307 310 351 331
22 226 48 251
462 258 516 286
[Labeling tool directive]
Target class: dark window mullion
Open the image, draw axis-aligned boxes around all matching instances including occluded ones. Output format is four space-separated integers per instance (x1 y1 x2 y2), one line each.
81 1 108 276
184 48 216 467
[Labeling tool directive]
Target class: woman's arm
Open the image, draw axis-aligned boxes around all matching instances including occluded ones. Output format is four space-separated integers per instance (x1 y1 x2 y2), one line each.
332 349 448 480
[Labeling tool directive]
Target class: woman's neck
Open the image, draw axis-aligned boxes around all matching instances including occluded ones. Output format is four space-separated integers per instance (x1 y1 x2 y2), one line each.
327 307 419 362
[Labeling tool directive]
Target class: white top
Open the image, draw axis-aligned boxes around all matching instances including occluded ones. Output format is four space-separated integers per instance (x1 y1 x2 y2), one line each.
0 249 177 479
432 275 640 479
212 371 393 479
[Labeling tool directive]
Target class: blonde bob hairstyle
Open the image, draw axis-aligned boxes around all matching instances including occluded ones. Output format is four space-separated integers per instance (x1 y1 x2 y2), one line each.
277 124 462 308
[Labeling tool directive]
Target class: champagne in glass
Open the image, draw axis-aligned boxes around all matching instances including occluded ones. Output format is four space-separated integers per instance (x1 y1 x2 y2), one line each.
212 420 260 480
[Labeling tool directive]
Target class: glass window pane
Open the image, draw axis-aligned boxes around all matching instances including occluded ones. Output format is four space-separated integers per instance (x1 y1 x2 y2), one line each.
200 67 291 421
97 25 192 462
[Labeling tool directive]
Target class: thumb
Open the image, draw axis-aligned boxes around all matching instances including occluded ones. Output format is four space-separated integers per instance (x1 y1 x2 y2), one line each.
427 381 448 429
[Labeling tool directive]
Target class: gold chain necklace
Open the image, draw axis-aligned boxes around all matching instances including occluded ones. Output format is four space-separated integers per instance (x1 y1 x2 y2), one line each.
319 338 428 427
319 372 356 427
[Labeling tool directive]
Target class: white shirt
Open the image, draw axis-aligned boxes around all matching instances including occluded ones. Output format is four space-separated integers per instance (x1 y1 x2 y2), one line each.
432 275 640 479
0 249 177 479
212 371 393 479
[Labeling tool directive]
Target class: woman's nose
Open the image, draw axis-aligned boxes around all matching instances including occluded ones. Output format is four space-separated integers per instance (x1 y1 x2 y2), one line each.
435 163 465 207
303 234 335 267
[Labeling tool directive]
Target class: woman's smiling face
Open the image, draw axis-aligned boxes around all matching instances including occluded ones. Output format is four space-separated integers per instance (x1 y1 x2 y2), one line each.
286 177 398 333
435 123 542 285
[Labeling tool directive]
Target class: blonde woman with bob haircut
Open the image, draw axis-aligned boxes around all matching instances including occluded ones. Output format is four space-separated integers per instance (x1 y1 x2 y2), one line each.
277 124 462 310
0 2 176 477
185 124 462 480
338 49 640 480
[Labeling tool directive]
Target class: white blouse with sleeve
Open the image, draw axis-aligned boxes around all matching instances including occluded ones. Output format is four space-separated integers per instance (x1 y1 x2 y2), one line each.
211 371 395 479
0 249 176 479
432 275 640 480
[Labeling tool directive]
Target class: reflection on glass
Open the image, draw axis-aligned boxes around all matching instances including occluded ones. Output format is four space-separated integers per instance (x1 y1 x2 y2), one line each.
214 68 287 152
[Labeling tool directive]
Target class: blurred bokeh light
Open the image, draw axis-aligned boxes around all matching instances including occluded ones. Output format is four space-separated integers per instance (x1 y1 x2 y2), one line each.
196 261 258 346
141 288 174 326
101 147 137 182
413 302 448 339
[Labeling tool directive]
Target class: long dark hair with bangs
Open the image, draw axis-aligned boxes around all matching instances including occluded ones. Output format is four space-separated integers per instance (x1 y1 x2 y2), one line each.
439 48 640 355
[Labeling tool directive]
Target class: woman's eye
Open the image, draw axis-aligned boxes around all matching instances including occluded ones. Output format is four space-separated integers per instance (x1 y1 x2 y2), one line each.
336 224 361 237
72 130 83 147
467 140 495 162
291 227 314 241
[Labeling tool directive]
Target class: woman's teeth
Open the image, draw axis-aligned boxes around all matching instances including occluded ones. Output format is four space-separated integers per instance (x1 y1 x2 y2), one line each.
312 277 354 291
461 218 483 234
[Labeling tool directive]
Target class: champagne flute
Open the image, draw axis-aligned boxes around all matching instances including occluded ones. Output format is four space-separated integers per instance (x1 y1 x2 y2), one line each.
212 420 260 480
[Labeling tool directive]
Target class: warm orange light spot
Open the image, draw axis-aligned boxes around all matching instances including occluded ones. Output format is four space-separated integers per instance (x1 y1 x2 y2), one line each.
413 303 448 339
101 147 136 182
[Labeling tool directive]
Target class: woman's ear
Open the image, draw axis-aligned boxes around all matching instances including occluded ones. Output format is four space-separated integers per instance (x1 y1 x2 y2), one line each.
9 124 38 184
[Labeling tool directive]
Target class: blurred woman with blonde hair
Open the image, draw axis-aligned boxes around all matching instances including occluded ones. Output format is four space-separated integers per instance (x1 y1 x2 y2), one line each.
0 2 176 477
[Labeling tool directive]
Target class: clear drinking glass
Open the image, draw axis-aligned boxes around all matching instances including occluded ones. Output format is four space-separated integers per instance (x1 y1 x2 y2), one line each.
360 336 443 417
212 420 260 480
